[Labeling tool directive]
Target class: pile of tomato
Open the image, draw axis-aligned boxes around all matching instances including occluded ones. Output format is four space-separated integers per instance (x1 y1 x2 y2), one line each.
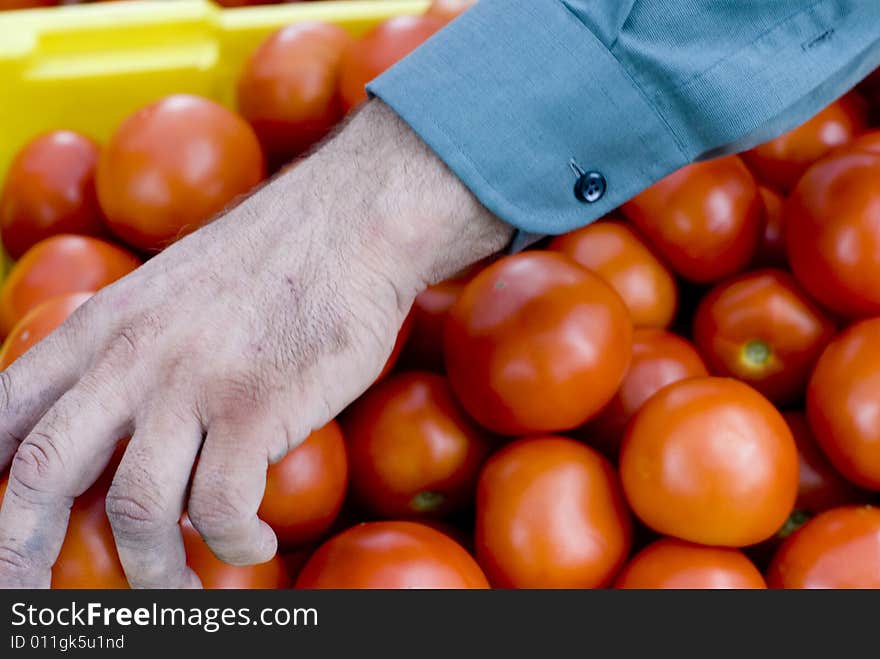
2 1 880 589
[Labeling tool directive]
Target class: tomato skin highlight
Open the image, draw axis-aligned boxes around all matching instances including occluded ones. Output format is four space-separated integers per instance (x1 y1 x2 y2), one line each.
97 94 265 252
620 376 798 547
258 421 348 551
338 15 445 113
295 521 489 589
475 436 632 589
0 131 106 260
693 269 835 405
767 506 880 589
444 251 633 435
622 156 762 284
614 538 766 589
343 371 492 519
786 148 880 318
181 515 290 589
807 318 880 490
237 22 353 167
548 220 678 329
0 291 92 369
743 92 868 192
0 234 140 337
583 328 708 458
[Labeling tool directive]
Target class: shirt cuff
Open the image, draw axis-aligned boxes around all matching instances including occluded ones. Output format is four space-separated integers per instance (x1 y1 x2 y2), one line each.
366 0 687 236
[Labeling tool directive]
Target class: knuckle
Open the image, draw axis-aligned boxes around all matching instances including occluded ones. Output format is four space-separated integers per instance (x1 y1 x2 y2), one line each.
0 544 36 577
10 432 65 490
105 480 172 541
187 486 249 540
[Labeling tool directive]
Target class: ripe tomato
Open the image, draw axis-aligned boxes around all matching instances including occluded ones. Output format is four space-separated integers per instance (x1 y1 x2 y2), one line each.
583 329 708 457
846 130 880 155
620 377 798 547
444 251 632 435
52 486 128 589
180 515 290 589
343 371 492 518
0 0 58 7
257 420 348 551
743 92 868 192
97 94 265 252
425 0 475 22
767 506 880 588
0 292 92 369
786 148 880 318
376 309 414 382
693 269 835 405
0 235 140 337
403 278 466 372
622 156 761 283
548 220 677 329
338 15 445 112
784 412 868 513
807 318 880 489
614 538 766 589
237 22 352 167
295 521 488 589
475 436 632 588
753 186 786 267
0 131 106 260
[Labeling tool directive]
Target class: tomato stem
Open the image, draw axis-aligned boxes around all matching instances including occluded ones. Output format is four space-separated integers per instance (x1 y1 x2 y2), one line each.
410 491 445 512
743 339 772 366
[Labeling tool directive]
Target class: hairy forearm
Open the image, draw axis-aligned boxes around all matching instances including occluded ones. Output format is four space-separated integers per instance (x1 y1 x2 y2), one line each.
284 99 513 298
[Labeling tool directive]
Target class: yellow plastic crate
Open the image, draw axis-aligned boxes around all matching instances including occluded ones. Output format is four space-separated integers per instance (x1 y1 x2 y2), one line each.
0 0 429 182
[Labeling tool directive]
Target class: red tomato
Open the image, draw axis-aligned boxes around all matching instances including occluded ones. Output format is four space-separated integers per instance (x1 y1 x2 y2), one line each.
343 371 492 518
338 15 445 112
475 436 632 589
743 92 868 192
180 515 290 589
403 278 466 372
0 235 140 337
295 521 488 589
767 506 880 588
237 22 352 167
0 0 58 7
0 131 106 260
425 0 475 22
0 292 92 369
807 318 880 489
753 186 786 267
693 269 835 405
257 420 348 551
622 156 762 283
52 486 128 589
614 538 766 589
583 329 708 457
376 309 414 382
444 252 632 435
548 220 677 329
97 94 265 252
620 377 798 547
846 130 880 155
786 148 880 318
784 412 868 513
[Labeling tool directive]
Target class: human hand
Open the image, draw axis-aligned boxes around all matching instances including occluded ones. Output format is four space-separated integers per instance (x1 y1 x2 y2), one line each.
0 100 511 588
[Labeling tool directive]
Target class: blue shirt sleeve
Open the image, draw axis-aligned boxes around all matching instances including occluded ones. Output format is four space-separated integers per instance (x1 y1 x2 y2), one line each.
367 0 880 237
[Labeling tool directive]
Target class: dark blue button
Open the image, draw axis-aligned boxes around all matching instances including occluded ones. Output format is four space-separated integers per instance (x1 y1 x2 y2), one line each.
574 171 606 203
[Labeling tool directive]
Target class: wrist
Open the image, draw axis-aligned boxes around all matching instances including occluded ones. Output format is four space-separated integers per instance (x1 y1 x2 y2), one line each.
306 99 513 300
